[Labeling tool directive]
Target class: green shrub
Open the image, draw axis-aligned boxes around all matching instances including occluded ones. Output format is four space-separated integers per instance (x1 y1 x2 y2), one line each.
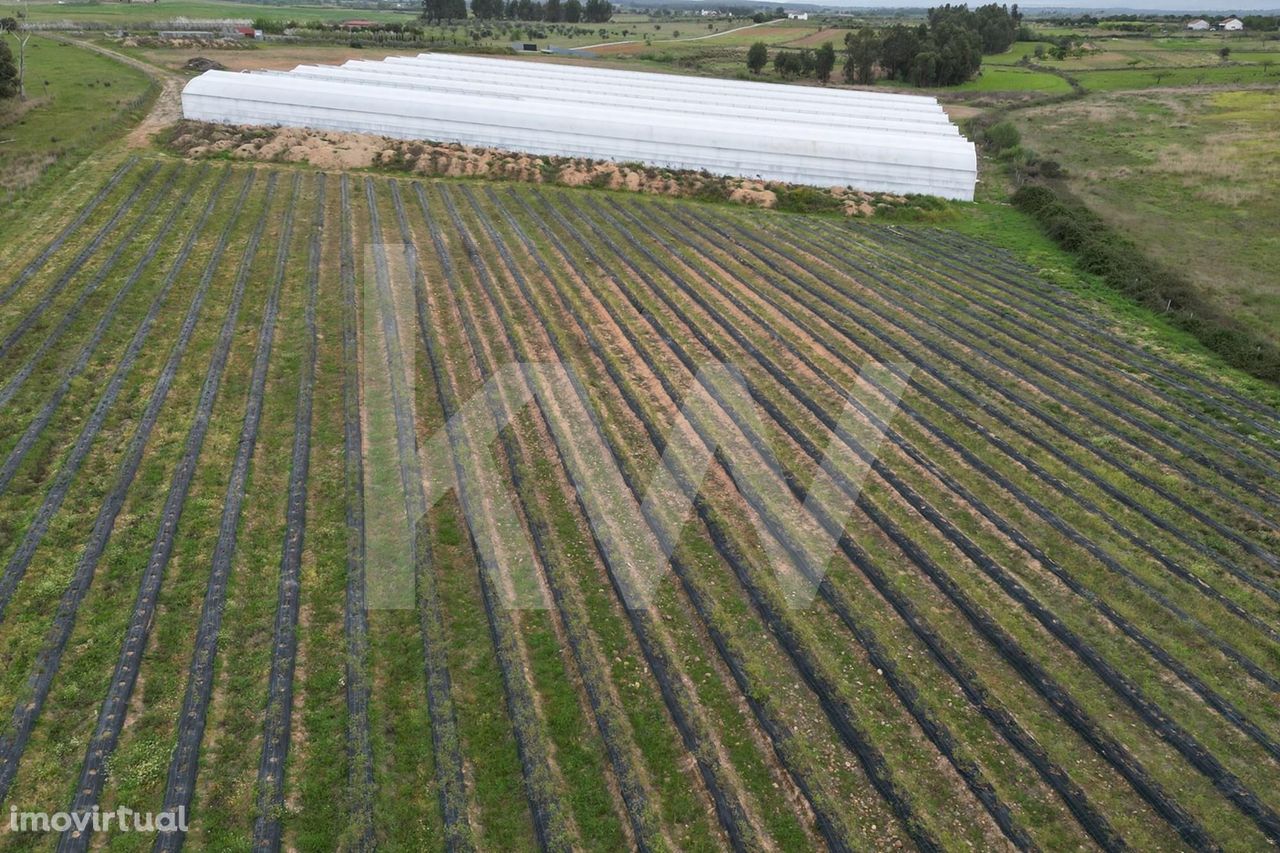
1012 182 1280 383
983 120 1021 152
773 185 843 215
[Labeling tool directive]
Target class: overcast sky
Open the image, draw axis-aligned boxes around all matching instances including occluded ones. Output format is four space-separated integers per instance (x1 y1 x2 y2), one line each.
820 1 1276 9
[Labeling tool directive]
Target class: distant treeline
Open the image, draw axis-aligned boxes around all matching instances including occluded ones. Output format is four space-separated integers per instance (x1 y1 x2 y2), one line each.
753 3 1021 88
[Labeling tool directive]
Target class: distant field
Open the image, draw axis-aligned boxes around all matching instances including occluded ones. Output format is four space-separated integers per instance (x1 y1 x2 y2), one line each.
1017 88 1280 351
954 65 1073 93
1 155 1279 850
14 0 415 23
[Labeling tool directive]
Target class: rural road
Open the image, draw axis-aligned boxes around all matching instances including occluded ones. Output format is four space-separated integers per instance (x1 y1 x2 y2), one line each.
47 35 183 147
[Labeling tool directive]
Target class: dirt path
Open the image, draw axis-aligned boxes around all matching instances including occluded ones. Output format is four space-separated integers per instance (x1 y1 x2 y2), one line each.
48 35 183 147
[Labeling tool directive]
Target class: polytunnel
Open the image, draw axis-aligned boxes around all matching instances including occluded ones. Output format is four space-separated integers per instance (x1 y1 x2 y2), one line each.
181 53 978 200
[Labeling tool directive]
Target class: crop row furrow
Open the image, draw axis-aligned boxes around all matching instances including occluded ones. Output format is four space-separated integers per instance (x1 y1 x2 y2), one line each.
57 172 279 853
877 224 1280 442
0 164 179 497
0 158 137 309
489 187 784 851
0 165 203 617
363 178 474 851
0 163 160 363
698 208 1280 639
594 196 1051 848
559 190 1222 848
337 175 375 852
404 180 595 851
619 200 1280 767
0 165 194 410
431 183 665 851
477 186 872 849
251 174 324 853
815 223 1280 521
527 188 974 851
773 218 1280 575
0 167 246 805
152 172 304 853
853 223 1280 471
602 195 1280 842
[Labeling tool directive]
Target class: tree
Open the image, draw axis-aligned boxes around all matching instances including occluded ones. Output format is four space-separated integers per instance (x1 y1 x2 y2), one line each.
582 0 611 23
814 41 835 83
544 0 560 21
843 27 879 85
879 24 922 80
422 0 466 23
1 8 27 100
1218 45 1230 61
563 0 581 22
0 38 17 100
746 40 767 74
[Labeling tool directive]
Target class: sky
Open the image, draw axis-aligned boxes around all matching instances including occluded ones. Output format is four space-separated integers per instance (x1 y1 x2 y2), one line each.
818 1 1276 8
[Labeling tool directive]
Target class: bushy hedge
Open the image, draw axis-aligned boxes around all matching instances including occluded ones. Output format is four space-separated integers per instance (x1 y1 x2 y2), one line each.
1012 183 1280 383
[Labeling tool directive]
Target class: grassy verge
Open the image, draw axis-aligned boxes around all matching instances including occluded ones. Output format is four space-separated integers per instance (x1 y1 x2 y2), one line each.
0 37 155 207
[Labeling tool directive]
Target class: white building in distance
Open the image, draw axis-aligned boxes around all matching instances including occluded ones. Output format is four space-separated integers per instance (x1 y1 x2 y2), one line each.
1219 16 1244 30
1185 18 1210 30
181 53 977 199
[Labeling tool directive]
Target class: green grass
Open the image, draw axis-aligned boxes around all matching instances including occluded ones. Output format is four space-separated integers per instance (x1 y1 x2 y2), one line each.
0 36 154 203
1076 63 1278 91
1013 89 1280 353
954 64 1073 93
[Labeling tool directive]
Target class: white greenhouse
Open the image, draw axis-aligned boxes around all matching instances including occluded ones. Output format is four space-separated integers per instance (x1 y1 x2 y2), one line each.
181 53 977 200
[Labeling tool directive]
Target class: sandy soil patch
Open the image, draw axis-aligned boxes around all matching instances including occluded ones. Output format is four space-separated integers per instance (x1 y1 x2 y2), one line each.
168 121 922 218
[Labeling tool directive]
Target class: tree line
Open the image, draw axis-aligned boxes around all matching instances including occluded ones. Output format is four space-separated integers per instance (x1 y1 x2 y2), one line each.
434 0 612 23
748 3 1022 88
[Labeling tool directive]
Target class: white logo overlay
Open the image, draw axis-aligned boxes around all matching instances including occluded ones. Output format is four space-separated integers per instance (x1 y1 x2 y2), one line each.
361 243 915 612
6 805 188 835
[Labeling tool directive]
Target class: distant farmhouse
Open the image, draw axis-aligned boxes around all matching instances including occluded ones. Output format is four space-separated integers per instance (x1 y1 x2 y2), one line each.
787 11 809 20
1185 18 1209 30
1219 16 1244 30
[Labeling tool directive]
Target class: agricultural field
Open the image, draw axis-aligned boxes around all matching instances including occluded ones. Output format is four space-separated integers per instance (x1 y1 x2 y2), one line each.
1 154 1279 850
1015 88 1280 352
